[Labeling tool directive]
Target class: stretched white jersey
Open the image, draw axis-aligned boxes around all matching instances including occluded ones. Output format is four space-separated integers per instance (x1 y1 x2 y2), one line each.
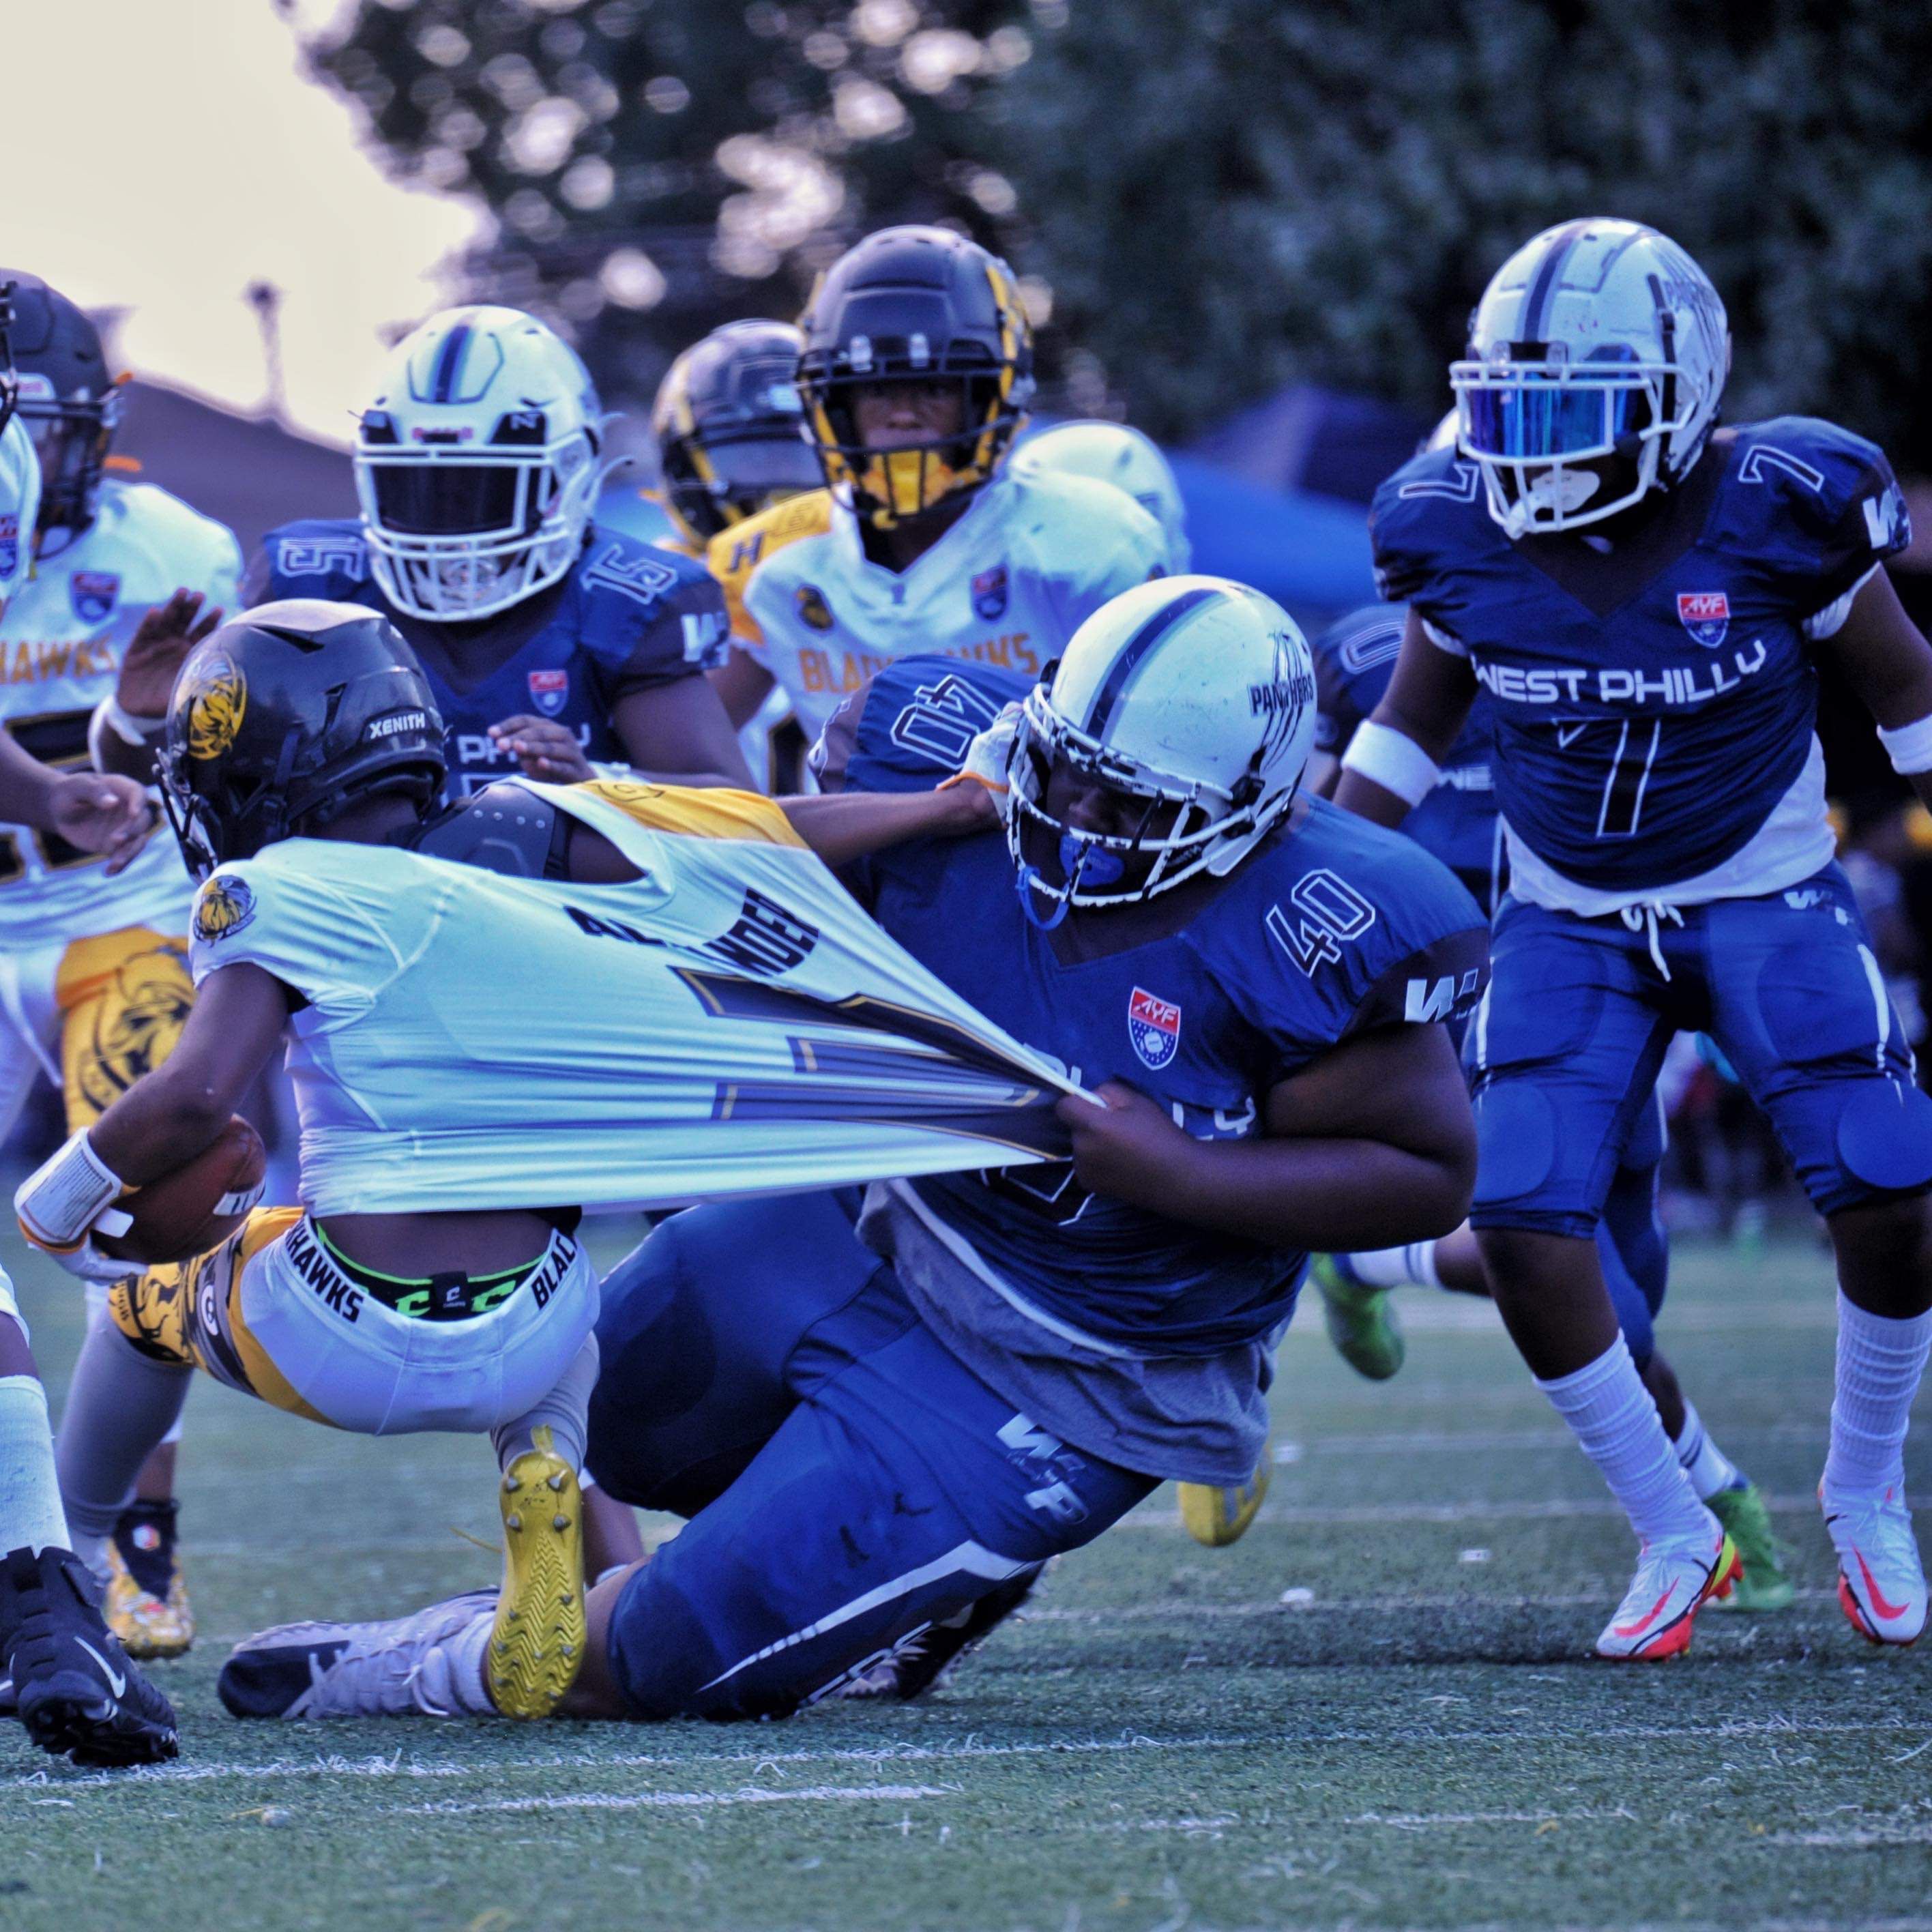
728 469 1166 742
0 480 241 948
186 779 1082 1218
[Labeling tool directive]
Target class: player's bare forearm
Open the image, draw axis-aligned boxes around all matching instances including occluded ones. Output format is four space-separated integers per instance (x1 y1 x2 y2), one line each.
1813 569 1932 811
778 782 995 864
87 963 291 1185
0 731 61 826
1057 1023 1476 1250
614 678 755 789
1332 609 1478 827
709 647 776 730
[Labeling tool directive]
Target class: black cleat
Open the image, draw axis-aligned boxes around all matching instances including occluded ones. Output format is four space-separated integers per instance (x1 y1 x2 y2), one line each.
0 1546 178 1766
838 1566 1044 1702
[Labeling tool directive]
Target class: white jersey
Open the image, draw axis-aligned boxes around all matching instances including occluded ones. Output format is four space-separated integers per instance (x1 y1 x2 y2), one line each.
0 480 241 949
186 779 1081 1217
731 469 1166 742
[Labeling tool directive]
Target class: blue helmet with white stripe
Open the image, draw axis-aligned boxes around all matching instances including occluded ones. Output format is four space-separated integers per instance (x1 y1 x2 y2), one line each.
355 306 606 621
1451 219 1730 538
1008 575 1315 919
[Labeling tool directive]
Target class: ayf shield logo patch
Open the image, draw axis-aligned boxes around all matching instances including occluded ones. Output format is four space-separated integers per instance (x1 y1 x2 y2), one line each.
70 572 119 624
1676 591 1730 648
971 563 1009 622
1127 986 1182 1070
527 669 569 717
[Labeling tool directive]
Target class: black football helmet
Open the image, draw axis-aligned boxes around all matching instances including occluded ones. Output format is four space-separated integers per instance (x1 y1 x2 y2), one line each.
649 319 819 547
0 270 119 539
158 600 447 878
796 226 1034 527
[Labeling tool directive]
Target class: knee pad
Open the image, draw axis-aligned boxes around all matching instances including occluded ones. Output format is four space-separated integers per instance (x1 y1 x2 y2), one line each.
1472 1083 1559 1209
1836 1080 1932 1195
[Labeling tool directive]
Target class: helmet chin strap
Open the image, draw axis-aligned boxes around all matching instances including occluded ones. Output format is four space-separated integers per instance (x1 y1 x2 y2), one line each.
1016 834 1126 931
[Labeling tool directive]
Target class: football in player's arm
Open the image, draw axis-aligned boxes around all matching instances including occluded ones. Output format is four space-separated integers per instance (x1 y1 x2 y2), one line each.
1335 216 1932 1658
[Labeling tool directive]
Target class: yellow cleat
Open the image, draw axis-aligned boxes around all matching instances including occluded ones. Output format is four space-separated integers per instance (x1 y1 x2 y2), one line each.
1178 1435 1274 1548
104 1500 194 1660
487 1426 585 1719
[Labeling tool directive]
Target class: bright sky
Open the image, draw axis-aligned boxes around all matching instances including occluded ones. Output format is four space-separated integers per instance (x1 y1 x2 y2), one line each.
8 0 483 445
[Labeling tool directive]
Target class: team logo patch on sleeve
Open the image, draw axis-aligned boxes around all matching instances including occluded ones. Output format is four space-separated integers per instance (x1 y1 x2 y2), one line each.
1127 986 1182 1070
1675 591 1730 648
795 585 835 632
70 571 120 624
527 668 569 716
971 563 1010 621
193 875 256 945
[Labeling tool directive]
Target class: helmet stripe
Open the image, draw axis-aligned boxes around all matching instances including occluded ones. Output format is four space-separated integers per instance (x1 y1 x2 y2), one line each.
1521 219 1592 341
1083 584 1221 737
429 317 474 405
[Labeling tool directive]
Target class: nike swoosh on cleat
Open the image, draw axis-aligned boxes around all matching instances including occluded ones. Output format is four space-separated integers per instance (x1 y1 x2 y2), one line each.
1855 1551 1912 1621
75 1638 127 1698
1613 1581 1678 1639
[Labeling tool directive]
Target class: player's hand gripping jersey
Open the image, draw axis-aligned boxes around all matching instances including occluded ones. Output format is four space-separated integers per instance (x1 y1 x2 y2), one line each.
1371 419 1912 909
186 777 1083 1218
0 478 239 947
251 520 729 800
824 656 1490 1357
711 467 1167 742
1312 603 1504 912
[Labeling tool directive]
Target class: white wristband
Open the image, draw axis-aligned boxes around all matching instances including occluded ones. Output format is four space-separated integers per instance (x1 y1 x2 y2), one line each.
97 695 166 746
14 1128 130 1251
1877 713 1932 776
1341 720 1442 809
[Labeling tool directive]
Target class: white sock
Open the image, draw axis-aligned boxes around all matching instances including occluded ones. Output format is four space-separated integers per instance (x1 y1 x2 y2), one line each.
1671 1399 1743 1502
1536 1336 1714 1547
491 1334 598 1475
0 1374 74 1557
1345 1241 1443 1291
1824 1292 1932 1500
445 1606 501 1716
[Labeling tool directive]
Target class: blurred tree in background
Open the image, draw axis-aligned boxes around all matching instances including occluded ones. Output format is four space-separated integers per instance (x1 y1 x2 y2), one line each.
299 0 1932 468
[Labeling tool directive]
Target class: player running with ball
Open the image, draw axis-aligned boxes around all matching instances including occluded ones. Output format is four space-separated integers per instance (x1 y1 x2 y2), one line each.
1338 218 1932 1658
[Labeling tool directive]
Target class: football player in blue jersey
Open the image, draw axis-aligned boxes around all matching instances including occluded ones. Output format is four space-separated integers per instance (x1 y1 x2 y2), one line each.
240 306 752 795
1336 218 1932 1658
215 575 1491 1725
1311 600 1792 1609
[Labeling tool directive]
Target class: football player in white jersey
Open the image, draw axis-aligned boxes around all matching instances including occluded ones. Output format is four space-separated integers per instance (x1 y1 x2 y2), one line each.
1011 420 1192 574
704 226 1168 745
0 272 241 1663
0 388 179 1766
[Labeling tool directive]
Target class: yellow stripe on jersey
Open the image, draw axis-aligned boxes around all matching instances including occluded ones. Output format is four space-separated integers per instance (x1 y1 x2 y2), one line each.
576 778 806 848
705 486 835 647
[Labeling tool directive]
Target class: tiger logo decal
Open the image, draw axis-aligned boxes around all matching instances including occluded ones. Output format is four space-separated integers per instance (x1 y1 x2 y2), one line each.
192 874 257 945
181 652 247 762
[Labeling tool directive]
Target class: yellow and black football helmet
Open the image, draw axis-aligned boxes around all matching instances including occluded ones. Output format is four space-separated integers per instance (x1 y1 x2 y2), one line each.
796 226 1034 528
649 319 819 549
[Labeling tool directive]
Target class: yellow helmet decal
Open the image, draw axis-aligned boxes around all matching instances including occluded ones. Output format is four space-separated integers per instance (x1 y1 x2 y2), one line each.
181 652 247 763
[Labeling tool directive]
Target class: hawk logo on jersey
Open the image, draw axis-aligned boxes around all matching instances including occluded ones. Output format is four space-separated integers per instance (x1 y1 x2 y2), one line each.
69 572 120 624
193 875 256 945
795 584 835 633
527 668 568 717
1127 987 1182 1070
181 654 247 761
0 514 17 579
971 564 1009 621
1676 591 1731 649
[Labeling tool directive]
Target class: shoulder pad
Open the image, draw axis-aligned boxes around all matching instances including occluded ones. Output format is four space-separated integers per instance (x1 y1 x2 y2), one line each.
574 526 704 608
1723 418 1911 577
1368 450 1495 604
405 785 570 879
1727 417 1890 510
707 488 835 594
263 518 370 589
823 655 1029 795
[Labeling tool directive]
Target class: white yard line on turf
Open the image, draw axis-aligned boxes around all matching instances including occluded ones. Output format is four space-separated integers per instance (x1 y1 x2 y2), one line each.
1023 1587 1843 1620
1120 1491 1837 1527
397 1781 959 1816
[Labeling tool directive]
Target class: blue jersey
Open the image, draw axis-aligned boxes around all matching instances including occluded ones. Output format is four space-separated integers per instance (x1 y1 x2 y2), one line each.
1371 418 1911 896
250 518 730 800
1312 604 1502 910
836 658 1487 1353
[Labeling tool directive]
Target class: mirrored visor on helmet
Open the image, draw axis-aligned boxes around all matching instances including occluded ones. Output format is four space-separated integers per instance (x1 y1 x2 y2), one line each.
367 463 528 537
1457 375 1646 460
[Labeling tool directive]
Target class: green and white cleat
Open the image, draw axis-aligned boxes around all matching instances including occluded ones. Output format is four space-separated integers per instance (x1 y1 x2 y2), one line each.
1310 1254 1405 1381
1706 1482 1796 1612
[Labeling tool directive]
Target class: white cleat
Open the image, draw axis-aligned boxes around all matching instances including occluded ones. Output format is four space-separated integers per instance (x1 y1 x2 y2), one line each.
218 1590 497 1719
1823 1484 1927 1647
1594 1527 1738 1660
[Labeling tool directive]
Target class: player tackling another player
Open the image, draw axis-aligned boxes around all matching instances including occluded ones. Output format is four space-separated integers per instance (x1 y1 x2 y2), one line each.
1338 217 1932 1658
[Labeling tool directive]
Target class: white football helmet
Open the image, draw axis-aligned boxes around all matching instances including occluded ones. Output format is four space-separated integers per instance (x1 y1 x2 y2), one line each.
1013 420 1191 570
355 306 607 622
1007 574 1315 922
0 414 42 617
1451 218 1730 537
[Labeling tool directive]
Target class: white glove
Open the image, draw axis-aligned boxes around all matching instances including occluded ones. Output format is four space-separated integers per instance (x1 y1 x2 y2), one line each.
15 1128 130 1257
940 702 1022 803
44 1236 141 1286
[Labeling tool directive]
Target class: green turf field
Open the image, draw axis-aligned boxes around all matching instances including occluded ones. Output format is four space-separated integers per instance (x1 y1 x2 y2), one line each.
2 1218 1928 1932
